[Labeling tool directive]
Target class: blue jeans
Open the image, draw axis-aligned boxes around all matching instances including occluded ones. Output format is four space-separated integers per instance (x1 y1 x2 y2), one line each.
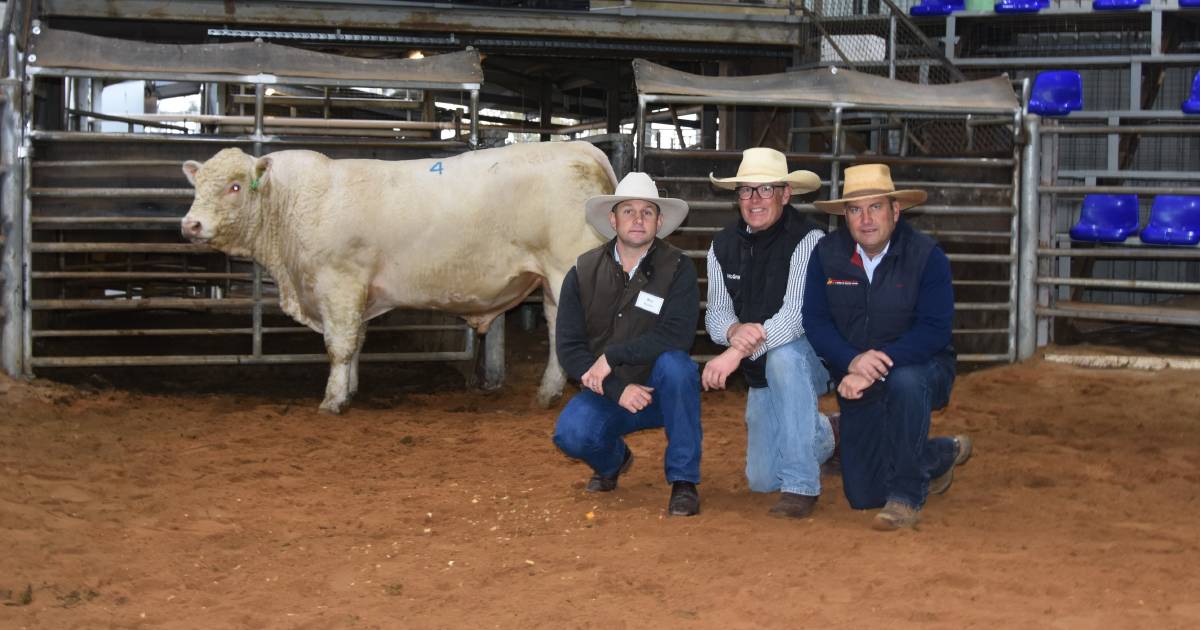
745 337 835 496
553 351 702 484
838 354 958 510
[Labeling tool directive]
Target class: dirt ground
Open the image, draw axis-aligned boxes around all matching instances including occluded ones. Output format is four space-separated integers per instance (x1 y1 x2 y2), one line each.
2 336 1200 629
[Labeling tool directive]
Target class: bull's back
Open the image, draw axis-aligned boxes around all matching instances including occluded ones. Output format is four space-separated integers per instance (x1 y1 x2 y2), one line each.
309 142 612 313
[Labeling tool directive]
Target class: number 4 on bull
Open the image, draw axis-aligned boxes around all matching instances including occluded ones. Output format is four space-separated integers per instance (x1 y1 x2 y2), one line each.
429 161 443 175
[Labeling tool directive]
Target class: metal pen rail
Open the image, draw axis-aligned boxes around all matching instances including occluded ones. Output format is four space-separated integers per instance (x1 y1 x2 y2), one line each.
637 88 1024 364
5 49 497 382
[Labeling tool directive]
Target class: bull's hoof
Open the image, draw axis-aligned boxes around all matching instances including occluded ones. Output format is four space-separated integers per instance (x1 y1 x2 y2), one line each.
319 399 348 415
535 389 563 409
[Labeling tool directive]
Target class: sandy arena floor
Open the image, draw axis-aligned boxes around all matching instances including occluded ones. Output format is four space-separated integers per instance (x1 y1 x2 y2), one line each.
2 340 1199 629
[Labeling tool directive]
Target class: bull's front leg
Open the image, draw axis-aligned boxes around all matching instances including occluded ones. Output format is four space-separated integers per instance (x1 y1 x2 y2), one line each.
536 272 567 408
317 282 368 414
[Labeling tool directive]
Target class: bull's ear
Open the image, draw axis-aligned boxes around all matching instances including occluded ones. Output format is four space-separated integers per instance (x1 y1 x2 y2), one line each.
182 160 202 186
252 156 272 191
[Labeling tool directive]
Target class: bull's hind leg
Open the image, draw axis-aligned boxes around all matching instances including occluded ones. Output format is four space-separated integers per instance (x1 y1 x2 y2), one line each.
349 321 367 398
536 271 568 408
317 283 368 414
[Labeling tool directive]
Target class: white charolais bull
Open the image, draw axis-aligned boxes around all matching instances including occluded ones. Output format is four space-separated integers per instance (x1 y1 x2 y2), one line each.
181 142 614 413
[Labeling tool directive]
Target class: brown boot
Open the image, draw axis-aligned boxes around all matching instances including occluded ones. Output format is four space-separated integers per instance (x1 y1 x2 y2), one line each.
872 500 920 531
822 413 843 475
768 492 818 519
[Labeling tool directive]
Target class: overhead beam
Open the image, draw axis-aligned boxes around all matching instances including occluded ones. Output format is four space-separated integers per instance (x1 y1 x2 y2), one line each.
40 0 802 47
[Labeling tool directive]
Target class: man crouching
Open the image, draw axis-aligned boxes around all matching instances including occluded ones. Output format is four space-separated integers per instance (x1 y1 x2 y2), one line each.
552 172 702 517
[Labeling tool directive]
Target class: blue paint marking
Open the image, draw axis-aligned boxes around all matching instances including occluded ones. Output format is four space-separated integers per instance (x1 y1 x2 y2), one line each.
429 161 444 175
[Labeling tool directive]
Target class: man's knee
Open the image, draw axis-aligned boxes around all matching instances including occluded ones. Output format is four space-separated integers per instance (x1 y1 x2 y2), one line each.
885 364 930 400
552 398 601 457
764 340 808 379
651 350 698 384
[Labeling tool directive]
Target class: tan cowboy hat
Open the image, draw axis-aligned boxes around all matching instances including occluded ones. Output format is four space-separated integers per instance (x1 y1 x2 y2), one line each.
708 147 821 193
585 172 689 239
813 163 928 215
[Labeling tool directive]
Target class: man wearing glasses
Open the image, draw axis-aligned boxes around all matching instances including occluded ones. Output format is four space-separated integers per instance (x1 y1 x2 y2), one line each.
702 148 837 519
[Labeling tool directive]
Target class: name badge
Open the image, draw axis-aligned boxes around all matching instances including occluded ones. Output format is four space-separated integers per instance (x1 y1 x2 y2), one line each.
635 291 664 315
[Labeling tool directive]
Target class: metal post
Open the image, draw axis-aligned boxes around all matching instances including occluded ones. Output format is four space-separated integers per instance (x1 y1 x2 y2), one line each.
1 79 22 376
253 82 265 155
252 263 263 358
1018 114 1040 361
62 78 74 130
888 16 897 80
468 88 479 149
828 106 844 231
20 73 33 376
480 312 504 390
635 94 647 172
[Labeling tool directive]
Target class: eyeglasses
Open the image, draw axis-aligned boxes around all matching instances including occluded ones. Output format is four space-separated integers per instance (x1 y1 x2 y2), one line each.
735 184 782 200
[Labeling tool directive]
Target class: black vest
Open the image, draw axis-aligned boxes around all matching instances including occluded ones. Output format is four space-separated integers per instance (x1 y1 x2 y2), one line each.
814 219 955 364
576 238 684 386
712 207 823 387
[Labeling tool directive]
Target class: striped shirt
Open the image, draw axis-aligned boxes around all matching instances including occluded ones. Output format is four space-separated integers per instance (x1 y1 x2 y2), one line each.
705 229 824 361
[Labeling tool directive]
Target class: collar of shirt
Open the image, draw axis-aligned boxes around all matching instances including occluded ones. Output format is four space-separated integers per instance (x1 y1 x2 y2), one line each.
613 243 649 279
856 241 891 283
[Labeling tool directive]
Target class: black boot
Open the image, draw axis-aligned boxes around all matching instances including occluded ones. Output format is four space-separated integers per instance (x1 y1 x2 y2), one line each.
585 447 633 493
668 481 700 517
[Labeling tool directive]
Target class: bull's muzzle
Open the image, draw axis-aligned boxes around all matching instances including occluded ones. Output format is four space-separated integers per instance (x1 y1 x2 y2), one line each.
181 217 205 241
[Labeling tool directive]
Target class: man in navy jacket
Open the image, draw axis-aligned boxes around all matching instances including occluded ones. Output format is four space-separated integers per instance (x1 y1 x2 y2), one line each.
803 164 973 531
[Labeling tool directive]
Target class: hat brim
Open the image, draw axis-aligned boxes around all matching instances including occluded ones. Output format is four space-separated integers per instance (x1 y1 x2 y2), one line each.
813 189 928 215
584 195 690 239
708 169 822 194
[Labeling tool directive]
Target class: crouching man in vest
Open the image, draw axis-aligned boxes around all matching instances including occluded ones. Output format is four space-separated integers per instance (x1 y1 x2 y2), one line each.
553 172 703 517
803 164 973 531
702 148 839 520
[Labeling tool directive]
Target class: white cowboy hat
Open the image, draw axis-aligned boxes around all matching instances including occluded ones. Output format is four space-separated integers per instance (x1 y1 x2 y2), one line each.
708 147 821 193
585 172 689 239
813 163 928 214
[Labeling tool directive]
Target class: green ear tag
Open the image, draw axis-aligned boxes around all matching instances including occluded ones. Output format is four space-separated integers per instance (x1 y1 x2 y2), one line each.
250 177 260 192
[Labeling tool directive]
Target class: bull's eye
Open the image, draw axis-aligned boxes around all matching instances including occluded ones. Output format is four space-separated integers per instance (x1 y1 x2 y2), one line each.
229 182 241 193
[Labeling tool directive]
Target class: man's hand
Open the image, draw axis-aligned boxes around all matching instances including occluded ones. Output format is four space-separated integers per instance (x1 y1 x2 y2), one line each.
837 373 875 400
702 348 744 391
848 349 893 381
581 354 612 395
727 322 766 356
618 384 654 414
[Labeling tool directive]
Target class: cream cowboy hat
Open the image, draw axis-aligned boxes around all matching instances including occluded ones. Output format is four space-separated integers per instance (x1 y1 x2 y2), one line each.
585 172 689 239
708 147 821 193
813 163 928 214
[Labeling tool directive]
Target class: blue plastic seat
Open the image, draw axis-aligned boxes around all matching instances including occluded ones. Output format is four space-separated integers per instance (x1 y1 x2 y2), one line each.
995 0 1046 12
1093 0 1143 8
1069 194 1140 243
1028 70 1083 116
1140 196 1200 246
911 0 964 15
1183 70 1200 114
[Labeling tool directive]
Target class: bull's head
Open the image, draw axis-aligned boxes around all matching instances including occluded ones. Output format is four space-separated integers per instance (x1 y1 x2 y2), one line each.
181 147 272 253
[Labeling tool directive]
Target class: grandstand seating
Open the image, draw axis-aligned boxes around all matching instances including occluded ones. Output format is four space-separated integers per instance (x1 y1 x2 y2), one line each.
911 0 964 15
1028 70 1083 116
1183 70 1200 114
995 0 1048 12
1069 194 1141 242
1140 196 1200 246
1092 0 1144 9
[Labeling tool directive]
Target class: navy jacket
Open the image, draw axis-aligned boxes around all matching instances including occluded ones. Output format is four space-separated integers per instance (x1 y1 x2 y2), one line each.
802 219 955 378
